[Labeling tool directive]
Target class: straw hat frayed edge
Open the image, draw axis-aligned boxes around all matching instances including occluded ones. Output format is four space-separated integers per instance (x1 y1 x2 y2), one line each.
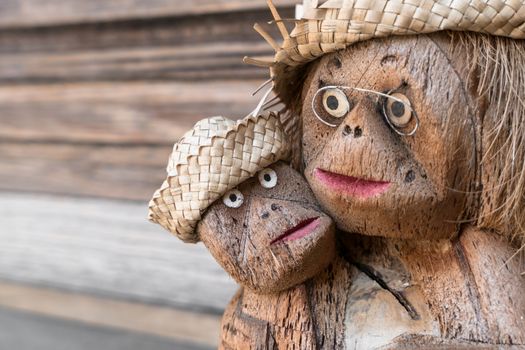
148 112 291 243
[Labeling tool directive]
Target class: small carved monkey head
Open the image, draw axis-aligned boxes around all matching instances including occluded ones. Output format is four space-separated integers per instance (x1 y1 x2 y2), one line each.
197 161 336 293
149 114 336 293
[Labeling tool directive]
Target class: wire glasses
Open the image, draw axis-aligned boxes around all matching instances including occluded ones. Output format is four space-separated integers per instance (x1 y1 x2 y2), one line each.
312 85 420 136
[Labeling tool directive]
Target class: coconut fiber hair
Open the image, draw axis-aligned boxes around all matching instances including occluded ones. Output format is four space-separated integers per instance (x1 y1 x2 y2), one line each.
272 32 525 247
248 1 525 246
456 33 525 247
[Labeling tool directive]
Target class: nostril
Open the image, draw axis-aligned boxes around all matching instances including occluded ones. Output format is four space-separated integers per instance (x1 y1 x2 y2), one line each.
343 125 352 136
354 126 363 138
405 170 416 183
271 204 280 211
261 212 270 219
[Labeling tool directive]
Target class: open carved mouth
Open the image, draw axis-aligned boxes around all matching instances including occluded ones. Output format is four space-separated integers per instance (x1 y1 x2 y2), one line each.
314 168 391 199
271 217 320 245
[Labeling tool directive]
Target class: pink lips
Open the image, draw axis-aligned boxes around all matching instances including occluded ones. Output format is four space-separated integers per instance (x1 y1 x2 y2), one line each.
271 218 320 245
314 168 391 199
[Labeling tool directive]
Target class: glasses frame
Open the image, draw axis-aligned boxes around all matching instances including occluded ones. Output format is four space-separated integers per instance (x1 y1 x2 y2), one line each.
311 85 420 136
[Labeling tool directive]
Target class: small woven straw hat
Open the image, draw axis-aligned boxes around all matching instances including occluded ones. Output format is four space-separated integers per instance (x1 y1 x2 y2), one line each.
246 0 525 104
148 113 290 243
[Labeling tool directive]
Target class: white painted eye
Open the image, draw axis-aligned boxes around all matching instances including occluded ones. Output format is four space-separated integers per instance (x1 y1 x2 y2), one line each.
322 88 350 119
384 93 413 128
258 168 278 189
222 189 244 208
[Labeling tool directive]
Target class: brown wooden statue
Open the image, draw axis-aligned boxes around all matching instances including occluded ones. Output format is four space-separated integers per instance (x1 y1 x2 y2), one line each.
295 33 525 348
244 0 525 348
149 113 353 349
201 161 354 349
149 0 525 348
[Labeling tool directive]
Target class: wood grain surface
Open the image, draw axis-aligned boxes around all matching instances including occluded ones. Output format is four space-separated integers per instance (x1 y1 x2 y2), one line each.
0 81 263 143
0 192 238 312
0 5 293 201
0 142 170 200
0 0 287 322
0 81 268 200
0 306 213 350
0 9 293 82
0 43 270 82
0 0 295 29
0 281 221 348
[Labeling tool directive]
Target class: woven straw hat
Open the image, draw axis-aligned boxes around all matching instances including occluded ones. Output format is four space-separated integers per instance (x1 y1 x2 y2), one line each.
245 0 525 104
148 113 290 243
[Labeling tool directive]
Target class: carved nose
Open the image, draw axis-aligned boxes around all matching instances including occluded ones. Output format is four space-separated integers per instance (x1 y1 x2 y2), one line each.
342 124 363 138
340 97 376 138
260 203 280 219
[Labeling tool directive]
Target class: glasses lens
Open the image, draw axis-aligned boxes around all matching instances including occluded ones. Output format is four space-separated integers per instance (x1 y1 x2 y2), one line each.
312 87 350 127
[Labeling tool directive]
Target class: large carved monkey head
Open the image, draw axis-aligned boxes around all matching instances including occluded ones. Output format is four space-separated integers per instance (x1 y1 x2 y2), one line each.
299 34 479 240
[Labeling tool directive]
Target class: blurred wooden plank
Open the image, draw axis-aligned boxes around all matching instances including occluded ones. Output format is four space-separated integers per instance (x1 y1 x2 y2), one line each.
0 192 238 312
0 80 270 200
0 282 220 348
0 81 263 144
0 8 294 82
0 0 295 29
0 8 295 55
0 307 212 350
0 43 270 82
0 142 169 200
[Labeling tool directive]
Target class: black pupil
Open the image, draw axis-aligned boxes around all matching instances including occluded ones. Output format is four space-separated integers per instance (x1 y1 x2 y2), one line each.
229 194 237 202
391 101 406 118
327 95 339 110
264 174 272 182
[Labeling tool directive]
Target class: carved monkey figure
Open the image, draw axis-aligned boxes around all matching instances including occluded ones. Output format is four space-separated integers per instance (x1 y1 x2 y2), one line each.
294 33 525 348
197 161 336 294
198 161 353 349
149 114 353 349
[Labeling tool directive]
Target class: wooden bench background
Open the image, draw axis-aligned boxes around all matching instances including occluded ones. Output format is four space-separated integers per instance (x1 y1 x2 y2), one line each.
0 0 295 316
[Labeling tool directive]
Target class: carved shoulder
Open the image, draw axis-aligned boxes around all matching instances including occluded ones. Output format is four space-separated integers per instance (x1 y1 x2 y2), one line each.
341 228 525 348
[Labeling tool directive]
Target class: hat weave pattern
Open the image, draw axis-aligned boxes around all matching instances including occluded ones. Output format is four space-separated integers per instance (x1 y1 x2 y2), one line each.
148 113 290 243
243 0 525 163
248 0 524 68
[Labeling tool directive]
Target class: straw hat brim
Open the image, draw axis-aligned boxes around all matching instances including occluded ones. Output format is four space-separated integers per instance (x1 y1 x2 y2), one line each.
148 113 290 243
245 0 525 106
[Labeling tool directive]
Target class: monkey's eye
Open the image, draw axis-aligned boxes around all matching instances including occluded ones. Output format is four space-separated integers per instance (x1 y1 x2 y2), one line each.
384 93 412 127
312 86 353 127
322 88 350 119
382 92 419 136
258 168 278 189
223 189 244 208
